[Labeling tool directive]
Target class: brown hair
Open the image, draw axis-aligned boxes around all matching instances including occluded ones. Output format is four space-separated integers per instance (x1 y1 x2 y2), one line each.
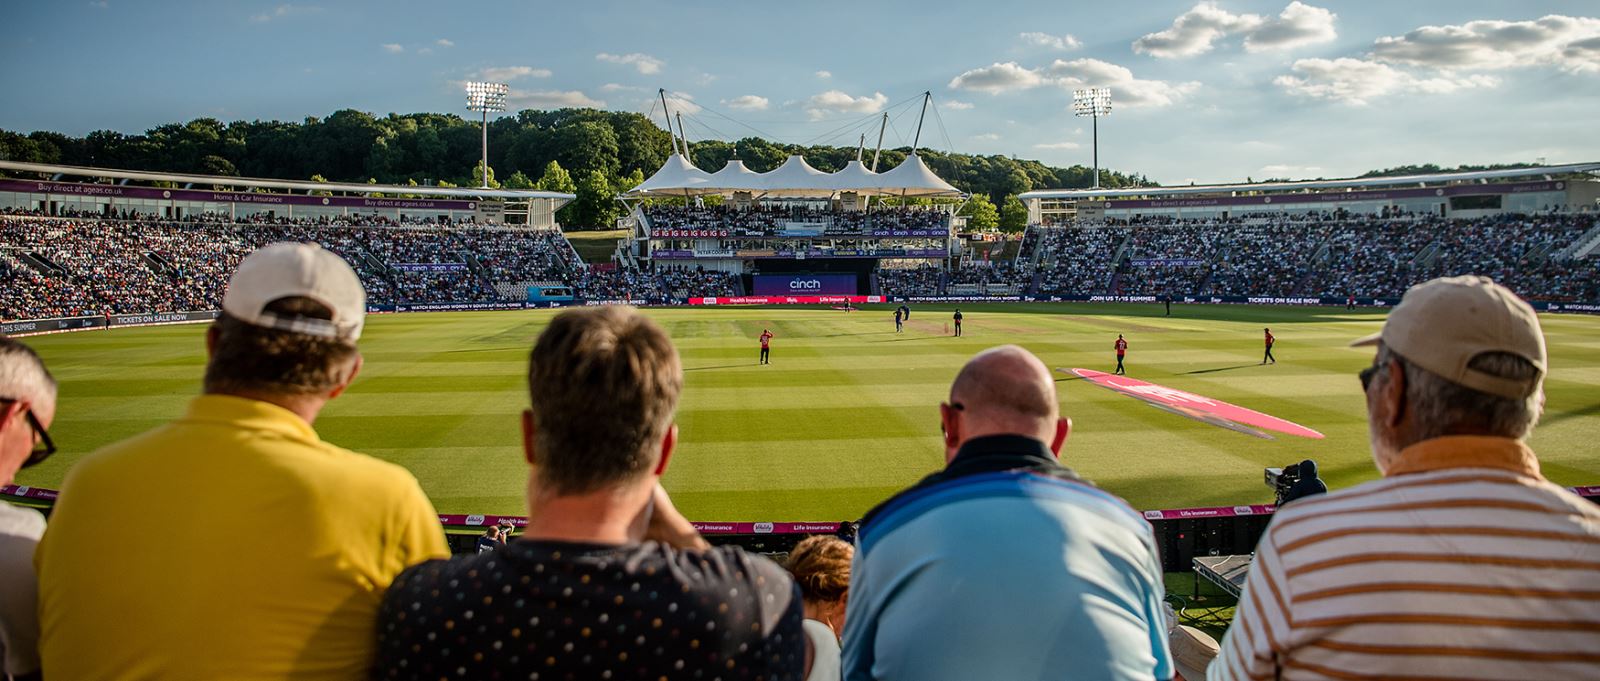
786 536 853 605
527 306 682 495
203 297 360 396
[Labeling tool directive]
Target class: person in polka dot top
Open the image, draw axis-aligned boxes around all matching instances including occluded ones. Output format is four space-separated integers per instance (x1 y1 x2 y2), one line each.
375 307 807 680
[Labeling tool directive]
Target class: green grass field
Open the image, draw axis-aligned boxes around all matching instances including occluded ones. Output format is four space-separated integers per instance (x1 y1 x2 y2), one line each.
13 303 1600 522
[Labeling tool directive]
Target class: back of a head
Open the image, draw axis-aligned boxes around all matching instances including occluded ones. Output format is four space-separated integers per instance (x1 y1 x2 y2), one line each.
528 306 682 495
949 345 1059 438
786 535 853 605
1356 276 1548 441
207 242 366 397
0 336 57 406
204 297 360 396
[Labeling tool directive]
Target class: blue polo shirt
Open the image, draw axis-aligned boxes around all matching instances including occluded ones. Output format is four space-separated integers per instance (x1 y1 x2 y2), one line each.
842 435 1173 681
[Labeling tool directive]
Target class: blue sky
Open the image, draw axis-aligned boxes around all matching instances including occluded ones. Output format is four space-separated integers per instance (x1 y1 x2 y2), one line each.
2 0 1597 184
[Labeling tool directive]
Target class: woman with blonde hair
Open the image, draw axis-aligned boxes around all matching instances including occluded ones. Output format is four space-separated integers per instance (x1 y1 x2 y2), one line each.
785 535 853 681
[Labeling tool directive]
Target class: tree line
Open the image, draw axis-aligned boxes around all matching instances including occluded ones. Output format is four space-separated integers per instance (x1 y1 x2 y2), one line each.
0 108 1152 230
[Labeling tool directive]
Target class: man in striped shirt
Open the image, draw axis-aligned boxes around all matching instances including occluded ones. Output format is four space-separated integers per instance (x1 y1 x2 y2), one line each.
1214 275 1600 681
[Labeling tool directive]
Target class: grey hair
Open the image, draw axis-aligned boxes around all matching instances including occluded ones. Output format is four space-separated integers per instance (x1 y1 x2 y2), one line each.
1379 345 1542 441
0 337 58 406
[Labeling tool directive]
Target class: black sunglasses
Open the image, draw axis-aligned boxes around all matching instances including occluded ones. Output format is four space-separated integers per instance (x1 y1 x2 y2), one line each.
0 398 56 468
1359 365 1380 392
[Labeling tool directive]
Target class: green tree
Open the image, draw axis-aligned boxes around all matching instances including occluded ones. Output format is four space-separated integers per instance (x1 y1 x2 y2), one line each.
502 170 535 189
999 195 1028 233
535 160 576 194
471 160 500 189
960 193 999 231
570 169 619 229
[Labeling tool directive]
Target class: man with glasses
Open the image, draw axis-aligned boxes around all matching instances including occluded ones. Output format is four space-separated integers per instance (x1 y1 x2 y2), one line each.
1214 276 1600 680
35 244 448 680
842 345 1173 681
0 337 56 681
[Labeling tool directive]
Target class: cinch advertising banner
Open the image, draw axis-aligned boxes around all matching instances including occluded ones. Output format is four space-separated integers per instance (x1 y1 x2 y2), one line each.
752 273 856 296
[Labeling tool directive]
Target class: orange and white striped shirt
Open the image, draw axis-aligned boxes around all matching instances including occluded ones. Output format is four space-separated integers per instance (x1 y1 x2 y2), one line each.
1212 435 1600 681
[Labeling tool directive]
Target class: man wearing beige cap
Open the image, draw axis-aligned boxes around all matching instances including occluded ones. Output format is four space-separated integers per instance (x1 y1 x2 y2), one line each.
36 243 448 680
1212 276 1600 680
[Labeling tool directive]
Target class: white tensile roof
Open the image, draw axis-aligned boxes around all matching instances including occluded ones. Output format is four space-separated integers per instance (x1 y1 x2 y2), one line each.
630 153 713 195
623 153 965 198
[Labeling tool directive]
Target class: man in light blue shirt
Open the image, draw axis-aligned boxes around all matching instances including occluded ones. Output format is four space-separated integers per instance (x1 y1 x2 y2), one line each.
842 345 1173 681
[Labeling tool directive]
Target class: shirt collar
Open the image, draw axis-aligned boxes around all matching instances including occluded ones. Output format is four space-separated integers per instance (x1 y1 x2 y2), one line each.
183 394 321 443
1386 435 1542 479
946 434 1061 476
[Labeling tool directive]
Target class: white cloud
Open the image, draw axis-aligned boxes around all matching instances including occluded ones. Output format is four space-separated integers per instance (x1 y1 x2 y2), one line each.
1274 57 1498 105
803 90 888 120
1371 14 1600 73
436 38 454 47
973 133 1001 141
1034 141 1082 150
696 72 718 85
1133 1 1336 57
89 0 108 7
600 83 646 93
947 58 1197 108
250 4 320 23
1020 32 1082 51
724 95 770 111
943 100 975 110
947 62 1046 93
1245 2 1338 52
596 52 664 75
382 43 404 54
473 66 552 82
815 70 832 79
508 89 606 109
1043 58 1201 108
1134 2 1263 57
418 47 433 55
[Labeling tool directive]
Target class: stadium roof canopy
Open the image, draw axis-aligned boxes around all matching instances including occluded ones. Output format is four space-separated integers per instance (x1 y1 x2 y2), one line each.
1018 162 1600 201
0 160 577 202
623 153 964 198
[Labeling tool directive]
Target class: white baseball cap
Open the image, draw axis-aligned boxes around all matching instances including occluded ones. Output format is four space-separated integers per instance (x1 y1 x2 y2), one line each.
222 242 366 343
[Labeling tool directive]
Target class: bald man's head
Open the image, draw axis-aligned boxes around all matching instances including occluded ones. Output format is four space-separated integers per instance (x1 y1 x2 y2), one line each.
942 346 1066 457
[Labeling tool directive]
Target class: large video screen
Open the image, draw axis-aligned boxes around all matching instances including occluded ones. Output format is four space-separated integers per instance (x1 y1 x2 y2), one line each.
752 273 857 296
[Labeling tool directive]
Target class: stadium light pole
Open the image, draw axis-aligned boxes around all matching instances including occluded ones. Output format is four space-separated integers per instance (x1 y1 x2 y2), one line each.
1072 87 1112 190
465 81 509 189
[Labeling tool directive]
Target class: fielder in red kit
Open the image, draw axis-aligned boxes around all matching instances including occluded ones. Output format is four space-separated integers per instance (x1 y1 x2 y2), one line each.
1114 334 1129 375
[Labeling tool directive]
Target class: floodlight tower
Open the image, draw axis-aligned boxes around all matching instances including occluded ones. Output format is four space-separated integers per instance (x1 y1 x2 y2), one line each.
465 81 509 188
1072 87 1112 189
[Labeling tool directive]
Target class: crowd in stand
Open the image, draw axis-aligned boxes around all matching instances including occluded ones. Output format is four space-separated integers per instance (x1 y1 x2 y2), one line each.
0 216 585 318
574 265 740 301
5 211 1600 321
1026 213 1600 301
877 265 942 297
645 204 949 238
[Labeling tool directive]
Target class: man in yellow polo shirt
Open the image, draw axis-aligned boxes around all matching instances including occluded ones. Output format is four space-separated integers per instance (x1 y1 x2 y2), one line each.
35 243 448 680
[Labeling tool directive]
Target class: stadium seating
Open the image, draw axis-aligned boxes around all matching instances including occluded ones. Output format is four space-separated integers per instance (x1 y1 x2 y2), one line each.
4 211 1598 321
1025 214 1600 301
644 205 948 238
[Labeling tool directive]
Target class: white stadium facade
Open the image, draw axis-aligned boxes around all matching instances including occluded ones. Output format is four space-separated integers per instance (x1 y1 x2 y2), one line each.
0 160 575 226
1021 162 1600 224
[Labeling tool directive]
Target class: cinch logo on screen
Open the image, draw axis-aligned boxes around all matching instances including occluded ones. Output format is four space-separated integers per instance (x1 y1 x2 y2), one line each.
790 278 823 290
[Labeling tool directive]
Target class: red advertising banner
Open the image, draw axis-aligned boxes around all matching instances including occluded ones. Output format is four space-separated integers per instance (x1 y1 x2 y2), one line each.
689 295 883 305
